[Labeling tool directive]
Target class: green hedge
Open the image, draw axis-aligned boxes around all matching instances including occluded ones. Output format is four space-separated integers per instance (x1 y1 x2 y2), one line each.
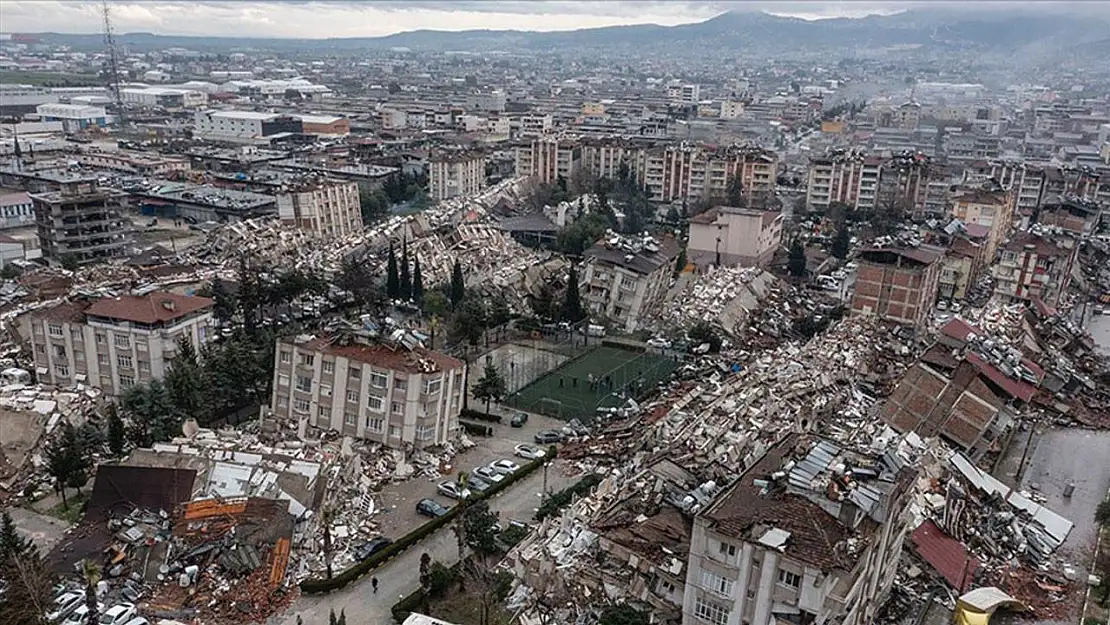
300 448 555 594
459 420 494 437
460 408 501 423
534 473 603 521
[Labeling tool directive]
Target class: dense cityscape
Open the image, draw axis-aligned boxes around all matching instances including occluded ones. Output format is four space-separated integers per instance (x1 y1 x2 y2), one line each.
1 3 1110 625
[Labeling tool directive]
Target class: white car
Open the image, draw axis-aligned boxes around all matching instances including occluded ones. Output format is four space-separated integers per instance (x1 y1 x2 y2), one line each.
437 480 472 500
63 605 91 625
100 603 137 625
471 466 505 484
489 459 520 475
47 592 85 622
514 444 545 460
646 337 671 349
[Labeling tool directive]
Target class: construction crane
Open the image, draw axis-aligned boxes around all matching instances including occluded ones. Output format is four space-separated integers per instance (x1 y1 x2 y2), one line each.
101 0 126 128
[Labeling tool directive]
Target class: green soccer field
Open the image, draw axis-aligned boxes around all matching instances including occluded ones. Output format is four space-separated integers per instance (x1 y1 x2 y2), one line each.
503 346 679 421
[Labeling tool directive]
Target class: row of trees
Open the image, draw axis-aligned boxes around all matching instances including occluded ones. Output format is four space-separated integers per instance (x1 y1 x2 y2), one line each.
385 240 425 305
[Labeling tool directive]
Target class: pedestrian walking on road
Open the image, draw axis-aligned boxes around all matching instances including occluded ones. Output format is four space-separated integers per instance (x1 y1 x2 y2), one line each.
372 577 379 593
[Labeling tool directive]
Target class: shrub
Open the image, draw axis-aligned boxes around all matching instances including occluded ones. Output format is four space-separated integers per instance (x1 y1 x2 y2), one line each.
460 408 501 423
535 473 603 521
460 420 493 437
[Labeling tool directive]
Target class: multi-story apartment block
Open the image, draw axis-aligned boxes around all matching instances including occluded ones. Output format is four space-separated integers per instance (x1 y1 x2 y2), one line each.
851 246 943 331
276 179 363 237
21 292 214 396
270 334 466 449
805 150 936 218
937 228 988 301
581 234 681 332
428 151 487 202
648 145 777 205
1036 196 1104 236
993 230 1079 307
0 191 35 230
31 177 130 266
687 207 783 268
683 434 915 625
514 137 581 185
949 183 1013 263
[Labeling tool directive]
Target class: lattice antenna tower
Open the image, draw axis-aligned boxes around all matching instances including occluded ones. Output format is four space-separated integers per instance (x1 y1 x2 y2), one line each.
102 0 126 128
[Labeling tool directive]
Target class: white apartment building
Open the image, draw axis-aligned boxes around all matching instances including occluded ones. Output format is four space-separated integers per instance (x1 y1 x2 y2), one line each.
687 207 783 268
21 292 215 396
277 180 363 237
0 191 34 230
515 138 581 185
270 335 467 450
683 435 914 625
581 234 681 332
668 84 701 105
428 152 487 202
381 109 407 130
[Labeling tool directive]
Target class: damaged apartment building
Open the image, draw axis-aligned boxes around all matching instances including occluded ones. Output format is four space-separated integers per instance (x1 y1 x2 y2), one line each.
683 434 916 625
269 330 466 449
581 232 682 333
19 291 215 395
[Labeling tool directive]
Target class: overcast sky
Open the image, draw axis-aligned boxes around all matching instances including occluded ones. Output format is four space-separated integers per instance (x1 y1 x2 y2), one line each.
0 1 1093 39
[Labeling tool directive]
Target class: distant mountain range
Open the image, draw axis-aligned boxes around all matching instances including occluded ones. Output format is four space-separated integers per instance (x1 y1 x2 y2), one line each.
24 9 1110 61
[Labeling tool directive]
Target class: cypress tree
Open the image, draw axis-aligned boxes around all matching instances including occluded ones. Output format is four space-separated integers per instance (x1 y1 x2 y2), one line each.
386 242 399 299
450 260 465 306
561 267 585 323
399 238 411 300
412 256 424 307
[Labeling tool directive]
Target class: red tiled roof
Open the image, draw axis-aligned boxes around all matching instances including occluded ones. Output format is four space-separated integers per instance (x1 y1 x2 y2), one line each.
963 223 991 239
84 292 213 324
964 352 1036 402
940 317 980 342
911 520 979 592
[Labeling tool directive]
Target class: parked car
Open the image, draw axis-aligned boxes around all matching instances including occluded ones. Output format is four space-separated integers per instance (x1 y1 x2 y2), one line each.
646 337 671 349
62 605 91 625
123 618 150 625
510 412 528 427
353 536 392 561
472 466 505 484
533 429 562 444
47 592 85 623
489 459 520 475
100 604 137 625
416 499 449 518
467 475 492 493
514 444 545 460
437 480 472 500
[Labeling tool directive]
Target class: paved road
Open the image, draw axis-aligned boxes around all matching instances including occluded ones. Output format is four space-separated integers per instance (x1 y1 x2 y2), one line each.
273 459 574 625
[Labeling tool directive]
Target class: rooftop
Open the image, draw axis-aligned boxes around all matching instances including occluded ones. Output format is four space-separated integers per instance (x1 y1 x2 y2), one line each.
294 335 464 374
84 292 214 324
858 245 943 267
584 233 681 276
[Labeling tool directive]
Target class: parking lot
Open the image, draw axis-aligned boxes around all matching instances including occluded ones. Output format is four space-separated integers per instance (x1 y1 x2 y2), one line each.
371 409 568 537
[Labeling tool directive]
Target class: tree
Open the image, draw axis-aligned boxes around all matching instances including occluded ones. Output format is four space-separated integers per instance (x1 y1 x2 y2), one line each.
106 404 125 458
1097 500 1110 526
450 297 487 347
60 255 79 271
412 256 424 307
210 277 236 326
598 604 649 625
555 213 607 256
328 609 347 625
830 226 851 260
120 378 179 447
419 552 433 613
472 362 507 414
674 247 687 276
322 505 334 579
561 267 585 323
450 260 465 306
337 255 383 311
788 238 807 278
0 510 55 625
424 290 449 318
0 263 23 280
386 243 400 300
462 500 500 556
81 559 100 625
45 422 87 507
165 336 206 424
725 174 744 207
399 239 411 300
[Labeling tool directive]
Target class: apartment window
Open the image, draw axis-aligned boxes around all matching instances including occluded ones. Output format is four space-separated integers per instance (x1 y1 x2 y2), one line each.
36 344 45 354
366 417 384 432
301 354 315 366
317 406 328 418
718 541 737 558
346 389 359 402
97 353 110 366
296 375 313 393
393 378 407 391
370 372 388 388
367 395 384 411
280 351 291 364
391 402 402 415
117 355 133 369
415 425 435 441
348 367 361 380
658 579 676 595
423 378 442 395
344 412 357 426
54 345 67 358
135 338 148 352
55 364 70 377
777 569 801 589
114 334 130 349
322 360 334 374
278 374 290 387
138 361 151 375
700 569 734 598
277 394 288 408
48 323 63 337
294 398 311 413
389 426 401 437
320 384 332 397
95 333 106 345
694 597 730 625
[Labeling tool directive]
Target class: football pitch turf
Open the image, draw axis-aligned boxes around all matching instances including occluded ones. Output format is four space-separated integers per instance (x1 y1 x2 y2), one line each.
503 345 679 420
